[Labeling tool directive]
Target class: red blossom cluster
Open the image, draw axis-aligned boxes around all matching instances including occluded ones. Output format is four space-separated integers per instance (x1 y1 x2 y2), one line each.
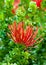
8 22 41 47
33 0 42 7
12 0 20 14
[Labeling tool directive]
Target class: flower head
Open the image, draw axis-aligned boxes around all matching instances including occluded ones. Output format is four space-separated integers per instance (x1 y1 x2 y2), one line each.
12 0 20 14
33 0 42 7
8 22 42 47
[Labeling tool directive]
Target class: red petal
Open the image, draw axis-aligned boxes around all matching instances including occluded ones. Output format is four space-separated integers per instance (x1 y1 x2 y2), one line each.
15 30 21 42
8 22 16 37
17 22 24 31
20 28 24 41
14 0 20 8
24 27 38 47
14 0 20 5
25 40 31 47
33 0 42 7
25 38 36 47
12 22 17 36
23 26 33 43
17 22 24 42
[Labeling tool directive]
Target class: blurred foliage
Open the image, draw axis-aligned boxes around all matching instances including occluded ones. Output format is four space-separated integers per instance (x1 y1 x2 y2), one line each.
0 0 46 65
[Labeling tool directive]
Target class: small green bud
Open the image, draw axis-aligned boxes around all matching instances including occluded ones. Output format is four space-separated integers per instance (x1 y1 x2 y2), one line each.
16 6 26 17
28 1 37 13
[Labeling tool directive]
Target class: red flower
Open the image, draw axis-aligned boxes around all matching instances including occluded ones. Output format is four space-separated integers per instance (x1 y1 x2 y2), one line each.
12 0 20 14
8 22 42 47
14 0 20 7
33 0 42 7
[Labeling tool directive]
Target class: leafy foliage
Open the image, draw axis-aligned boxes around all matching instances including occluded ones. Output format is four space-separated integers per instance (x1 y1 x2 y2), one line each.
0 0 46 65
